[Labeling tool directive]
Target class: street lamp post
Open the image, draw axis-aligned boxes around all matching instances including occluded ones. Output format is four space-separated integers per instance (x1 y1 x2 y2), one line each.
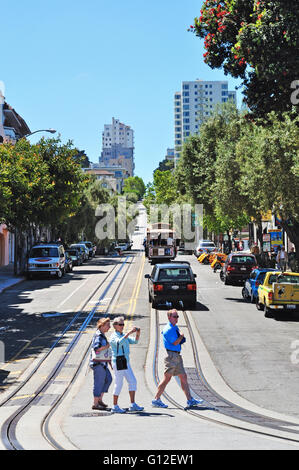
24 129 56 138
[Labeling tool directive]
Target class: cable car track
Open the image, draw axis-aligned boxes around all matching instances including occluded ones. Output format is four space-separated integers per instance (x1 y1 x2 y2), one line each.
0 254 134 450
153 308 299 445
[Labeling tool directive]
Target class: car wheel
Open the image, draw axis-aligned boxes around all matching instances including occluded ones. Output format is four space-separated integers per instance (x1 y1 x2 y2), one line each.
187 299 196 309
152 299 158 309
264 306 273 318
242 287 249 300
148 292 152 303
224 277 230 285
256 298 263 311
57 269 63 279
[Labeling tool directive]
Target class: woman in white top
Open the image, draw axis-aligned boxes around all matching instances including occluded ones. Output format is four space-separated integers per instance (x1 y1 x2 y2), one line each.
109 316 144 413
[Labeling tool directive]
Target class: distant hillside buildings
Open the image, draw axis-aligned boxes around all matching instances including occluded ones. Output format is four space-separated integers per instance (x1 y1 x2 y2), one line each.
83 117 135 194
99 117 135 177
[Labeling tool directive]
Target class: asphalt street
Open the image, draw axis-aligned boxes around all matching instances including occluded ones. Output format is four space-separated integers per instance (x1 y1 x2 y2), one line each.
1 204 299 450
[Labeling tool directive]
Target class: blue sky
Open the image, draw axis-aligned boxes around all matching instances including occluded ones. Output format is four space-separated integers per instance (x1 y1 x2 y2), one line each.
1 0 242 184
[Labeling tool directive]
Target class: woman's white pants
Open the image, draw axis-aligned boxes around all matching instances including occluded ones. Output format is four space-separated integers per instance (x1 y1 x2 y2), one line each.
113 362 137 395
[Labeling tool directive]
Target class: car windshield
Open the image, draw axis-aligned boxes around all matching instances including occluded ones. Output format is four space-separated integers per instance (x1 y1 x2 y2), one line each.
84 242 92 248
257 272 267 283
30 247 59 258
231 256 255 264
277 274 299 284
268 274 279 285
66 250 77 256
200 242 215 247
158 268 192 281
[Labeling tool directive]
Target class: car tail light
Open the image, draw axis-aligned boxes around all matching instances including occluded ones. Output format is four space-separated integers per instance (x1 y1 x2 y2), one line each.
154 284 163 292
268 291 273 301
227 265 235 272
187 284 196 291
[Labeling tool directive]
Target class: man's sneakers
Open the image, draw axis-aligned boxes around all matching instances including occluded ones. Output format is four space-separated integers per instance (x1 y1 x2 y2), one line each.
152 398 168 408
187 397 203 408
129 403 144 412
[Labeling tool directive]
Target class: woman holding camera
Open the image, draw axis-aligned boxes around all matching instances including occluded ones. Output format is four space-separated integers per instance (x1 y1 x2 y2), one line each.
109 316 144 413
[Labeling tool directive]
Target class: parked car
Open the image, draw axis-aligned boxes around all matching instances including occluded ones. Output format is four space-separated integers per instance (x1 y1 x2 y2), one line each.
115 240 132 252
70 243 89 261
27 243 65 279
242 268 276 303
220 252 257 285
81 241 96 258
64 252 73 273
145 261 197 309
194 240 216 257
256 271 299 316
66 248 83 266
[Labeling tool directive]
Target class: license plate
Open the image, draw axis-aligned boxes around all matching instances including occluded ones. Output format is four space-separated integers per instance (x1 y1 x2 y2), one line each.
50 271 56 275
287 305 296 309
240 267 246 271
172 285 179 290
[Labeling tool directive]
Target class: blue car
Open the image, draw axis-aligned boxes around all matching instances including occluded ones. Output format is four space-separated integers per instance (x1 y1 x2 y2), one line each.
242 268 277 303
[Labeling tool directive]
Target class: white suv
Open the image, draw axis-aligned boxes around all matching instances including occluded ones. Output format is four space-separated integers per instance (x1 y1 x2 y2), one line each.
27 243 65 279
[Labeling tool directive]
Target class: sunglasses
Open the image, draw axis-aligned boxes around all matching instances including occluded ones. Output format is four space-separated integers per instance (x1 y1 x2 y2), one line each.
171 315 179 318
116 323 125 326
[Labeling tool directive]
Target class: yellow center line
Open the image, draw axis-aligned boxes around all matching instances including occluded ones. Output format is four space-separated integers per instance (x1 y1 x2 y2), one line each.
125 254 145 331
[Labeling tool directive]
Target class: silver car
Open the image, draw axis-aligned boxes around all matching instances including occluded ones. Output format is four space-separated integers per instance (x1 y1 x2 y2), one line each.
194 240 216 257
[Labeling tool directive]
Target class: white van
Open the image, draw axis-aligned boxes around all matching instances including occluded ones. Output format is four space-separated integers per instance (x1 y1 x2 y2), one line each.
27 243 65 279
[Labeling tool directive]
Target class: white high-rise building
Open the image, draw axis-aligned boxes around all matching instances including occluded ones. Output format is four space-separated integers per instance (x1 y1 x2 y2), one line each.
174 80 236 163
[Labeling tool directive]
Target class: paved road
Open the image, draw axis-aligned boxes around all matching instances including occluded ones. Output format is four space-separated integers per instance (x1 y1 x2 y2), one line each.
188 256 299 419
1 205 299 450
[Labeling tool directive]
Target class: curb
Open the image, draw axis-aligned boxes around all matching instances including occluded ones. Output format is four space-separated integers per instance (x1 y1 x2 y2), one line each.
0 277 25 295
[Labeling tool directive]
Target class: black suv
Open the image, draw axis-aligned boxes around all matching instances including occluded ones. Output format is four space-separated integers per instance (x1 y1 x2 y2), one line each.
145 262 197 309
221 252 257 285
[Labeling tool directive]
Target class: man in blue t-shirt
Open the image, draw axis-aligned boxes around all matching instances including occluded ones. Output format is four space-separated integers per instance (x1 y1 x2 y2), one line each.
152 309 202 409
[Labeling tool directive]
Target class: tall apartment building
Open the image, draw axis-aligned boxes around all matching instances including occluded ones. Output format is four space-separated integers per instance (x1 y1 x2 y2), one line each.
99 117 135 176
174 80 236 162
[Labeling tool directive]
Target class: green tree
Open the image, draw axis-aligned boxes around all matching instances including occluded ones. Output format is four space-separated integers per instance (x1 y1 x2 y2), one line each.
122 176 146 200
154 158 174 173
236 112 299 259
35 137 90 235
175 103 247 232
58 178 110 245
0 137 90 272
191 0 299 116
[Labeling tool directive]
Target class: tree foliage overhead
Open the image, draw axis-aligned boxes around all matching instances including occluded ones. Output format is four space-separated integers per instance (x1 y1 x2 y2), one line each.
0 137 90 232
122 176 146 200
190 0 299 116
175 102 299 257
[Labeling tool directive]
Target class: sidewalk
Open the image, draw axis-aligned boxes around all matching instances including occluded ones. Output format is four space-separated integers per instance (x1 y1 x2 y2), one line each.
0 264 24 294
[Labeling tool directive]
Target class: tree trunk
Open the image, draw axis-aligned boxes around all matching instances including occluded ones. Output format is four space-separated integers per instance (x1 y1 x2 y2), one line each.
281 218 299 266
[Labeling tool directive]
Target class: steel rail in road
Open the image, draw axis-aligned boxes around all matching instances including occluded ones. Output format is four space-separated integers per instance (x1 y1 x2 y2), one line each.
0 254 134 450
153 308 299 445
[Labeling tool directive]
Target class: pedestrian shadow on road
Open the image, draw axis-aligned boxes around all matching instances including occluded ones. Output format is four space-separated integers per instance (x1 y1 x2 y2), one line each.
157 302 209 312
